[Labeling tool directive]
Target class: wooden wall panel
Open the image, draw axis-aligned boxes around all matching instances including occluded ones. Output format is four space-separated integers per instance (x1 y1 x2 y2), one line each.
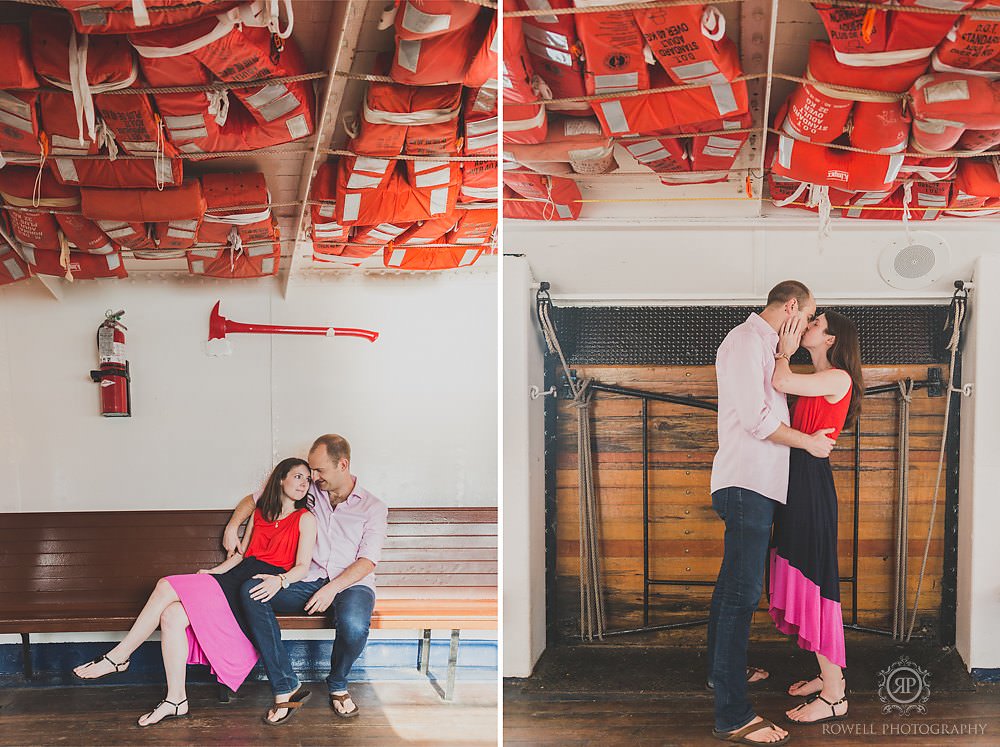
553 364 949 643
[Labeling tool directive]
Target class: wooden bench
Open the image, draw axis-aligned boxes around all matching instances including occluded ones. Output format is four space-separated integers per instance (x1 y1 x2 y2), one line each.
0 507 497 701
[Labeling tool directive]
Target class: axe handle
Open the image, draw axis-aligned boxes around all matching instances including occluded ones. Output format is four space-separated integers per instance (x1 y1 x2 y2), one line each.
224 321 378 342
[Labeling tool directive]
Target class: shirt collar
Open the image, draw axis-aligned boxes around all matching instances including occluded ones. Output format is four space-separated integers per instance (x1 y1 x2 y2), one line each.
747 312 778 341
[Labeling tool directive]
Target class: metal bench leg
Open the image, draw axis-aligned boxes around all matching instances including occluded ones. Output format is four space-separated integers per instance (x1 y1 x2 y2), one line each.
419 629 431 674
21 633 32 680
445 629 459 702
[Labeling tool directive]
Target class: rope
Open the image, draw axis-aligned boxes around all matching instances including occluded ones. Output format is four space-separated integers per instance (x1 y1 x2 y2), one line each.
39 146 315 160
503 0 743 17
906 289 967 640
537 290 606 641
521 73 768 107
769 72 906 102
893 379 914 640
792 0 1000 20
321 149 496 162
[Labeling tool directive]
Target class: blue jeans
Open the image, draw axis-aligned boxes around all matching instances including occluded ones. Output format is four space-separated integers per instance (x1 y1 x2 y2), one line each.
706 487 776 733
240 578 376 696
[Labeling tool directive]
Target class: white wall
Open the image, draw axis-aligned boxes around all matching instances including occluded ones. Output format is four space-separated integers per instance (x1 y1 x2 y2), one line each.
501 256 547 678
0 270 497 512
507 220 989 303
957 256 1000 670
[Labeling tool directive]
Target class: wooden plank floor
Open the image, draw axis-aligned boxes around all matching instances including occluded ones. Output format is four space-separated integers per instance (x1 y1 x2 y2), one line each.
504 636 1000 746
0 680 498 746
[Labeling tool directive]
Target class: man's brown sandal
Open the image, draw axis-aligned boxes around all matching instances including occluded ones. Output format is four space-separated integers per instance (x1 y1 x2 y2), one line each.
706 666 770 690
785 693 848 725
712 717 791 745
330 692 360 718
262 688 311 726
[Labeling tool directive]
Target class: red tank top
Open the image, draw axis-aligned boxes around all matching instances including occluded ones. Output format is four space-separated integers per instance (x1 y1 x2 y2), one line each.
246 507 306 570
790 378 853 442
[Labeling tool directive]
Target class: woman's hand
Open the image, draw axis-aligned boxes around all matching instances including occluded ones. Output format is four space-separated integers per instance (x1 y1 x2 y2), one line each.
249 574 283 603
777 317 803 357
197 568 216 574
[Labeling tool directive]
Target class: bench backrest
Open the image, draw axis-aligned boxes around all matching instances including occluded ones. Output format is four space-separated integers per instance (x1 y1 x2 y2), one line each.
0 507 497 618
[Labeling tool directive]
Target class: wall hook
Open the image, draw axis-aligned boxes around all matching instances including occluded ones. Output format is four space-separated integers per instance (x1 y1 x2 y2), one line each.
529 385 557 400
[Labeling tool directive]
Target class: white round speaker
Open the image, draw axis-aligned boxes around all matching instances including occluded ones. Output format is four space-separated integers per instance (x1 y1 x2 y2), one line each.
878 232 950 290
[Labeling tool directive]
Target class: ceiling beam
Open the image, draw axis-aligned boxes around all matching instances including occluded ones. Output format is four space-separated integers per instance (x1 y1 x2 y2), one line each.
282 0 369 299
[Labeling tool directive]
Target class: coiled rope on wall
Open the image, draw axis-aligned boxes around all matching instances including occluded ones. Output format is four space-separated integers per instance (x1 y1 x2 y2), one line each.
537 286 607 641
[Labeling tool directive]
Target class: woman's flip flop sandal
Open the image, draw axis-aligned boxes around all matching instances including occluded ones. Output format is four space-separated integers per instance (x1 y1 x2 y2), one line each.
712 717 791 745
262 688 312 726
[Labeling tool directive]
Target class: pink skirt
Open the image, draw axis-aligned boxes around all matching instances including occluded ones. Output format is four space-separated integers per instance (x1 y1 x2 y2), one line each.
165 574 259 691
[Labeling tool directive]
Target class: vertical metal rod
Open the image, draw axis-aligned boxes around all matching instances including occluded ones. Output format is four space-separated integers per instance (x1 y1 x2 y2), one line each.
21 633 31 679
642 398 650 630
852 419 861 627
445 629 460 702
420 629 431 674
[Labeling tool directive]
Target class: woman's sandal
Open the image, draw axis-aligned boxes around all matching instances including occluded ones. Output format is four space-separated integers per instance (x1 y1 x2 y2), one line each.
262 687 312 726
712 717 791 745
784 692 848 725
137 698 189 728
786 673 844 697
72 654 130 680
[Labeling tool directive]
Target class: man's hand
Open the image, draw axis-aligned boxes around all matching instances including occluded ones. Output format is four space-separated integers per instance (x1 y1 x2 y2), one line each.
222 526 241 558
806 427 836 458
249 574 282 603
304 582 339 615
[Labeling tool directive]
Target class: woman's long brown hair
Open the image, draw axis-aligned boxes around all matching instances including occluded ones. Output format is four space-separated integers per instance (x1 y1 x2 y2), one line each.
257 457 312 523
823 311 864 429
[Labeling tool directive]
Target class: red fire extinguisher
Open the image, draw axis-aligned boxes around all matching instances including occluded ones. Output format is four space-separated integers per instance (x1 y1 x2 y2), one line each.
89 309 131 417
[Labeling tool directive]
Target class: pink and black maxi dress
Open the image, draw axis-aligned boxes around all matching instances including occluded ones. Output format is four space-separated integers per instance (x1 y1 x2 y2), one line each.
164 507 306 691
768 383 851 668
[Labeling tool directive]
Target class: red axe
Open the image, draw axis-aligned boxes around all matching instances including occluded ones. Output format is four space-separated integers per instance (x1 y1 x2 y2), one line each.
208 301 379 356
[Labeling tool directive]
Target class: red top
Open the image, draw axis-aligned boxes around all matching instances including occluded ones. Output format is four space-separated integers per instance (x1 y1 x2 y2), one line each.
245 507 306 570
790 377 853 442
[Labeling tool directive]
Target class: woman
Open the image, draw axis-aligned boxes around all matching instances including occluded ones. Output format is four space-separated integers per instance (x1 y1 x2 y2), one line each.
768 311 863 726
72 458 317 727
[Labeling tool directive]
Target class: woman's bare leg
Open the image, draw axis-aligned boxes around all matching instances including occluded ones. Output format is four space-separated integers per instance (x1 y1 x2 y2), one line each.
73 578 179 679
138 602 191 726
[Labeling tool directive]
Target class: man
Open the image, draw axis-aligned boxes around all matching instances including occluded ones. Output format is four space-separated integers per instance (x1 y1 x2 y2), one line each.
707 281 836 745
223 434 388 725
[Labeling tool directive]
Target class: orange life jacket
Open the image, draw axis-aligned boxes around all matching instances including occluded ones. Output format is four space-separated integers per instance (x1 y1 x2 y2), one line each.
772 134 904 191
383 245 484 270
19 244 127 279
129 3 315 154
393 1 482 40
909 73 1000 151
503 174 582 220
391 10 491 85
55 0 240 35
446 206 497 245
0 243 30 286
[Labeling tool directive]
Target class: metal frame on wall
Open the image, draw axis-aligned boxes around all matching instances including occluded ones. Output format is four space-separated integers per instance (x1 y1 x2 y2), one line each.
541 300 963 647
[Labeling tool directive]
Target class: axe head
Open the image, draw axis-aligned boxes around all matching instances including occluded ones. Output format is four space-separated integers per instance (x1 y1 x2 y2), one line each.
209 301 227 341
